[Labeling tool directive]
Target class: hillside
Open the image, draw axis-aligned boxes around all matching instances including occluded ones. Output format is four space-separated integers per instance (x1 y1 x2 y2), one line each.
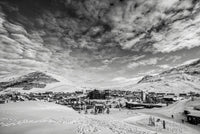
0 71 59 91
0 71 86 93
132 59 200 93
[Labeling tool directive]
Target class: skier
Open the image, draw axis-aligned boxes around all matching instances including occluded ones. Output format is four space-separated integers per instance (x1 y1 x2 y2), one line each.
171 115 174 119
163 120 166 129
106 107 110 114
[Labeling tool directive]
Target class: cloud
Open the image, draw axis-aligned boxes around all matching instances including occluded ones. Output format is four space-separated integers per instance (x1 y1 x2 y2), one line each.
106 0 200 53
128 58 159 68
158 64 171 69
165 55 182 63
138 69 159 76
1 0 200 55
111 76 142 86
3 21 27 35
111 77 127 82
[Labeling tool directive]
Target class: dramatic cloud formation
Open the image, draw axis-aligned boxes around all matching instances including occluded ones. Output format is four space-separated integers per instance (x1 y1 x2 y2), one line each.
0 0 200 88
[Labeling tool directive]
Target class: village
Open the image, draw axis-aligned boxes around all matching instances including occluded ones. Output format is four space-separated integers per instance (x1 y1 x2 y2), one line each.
0 89 200 126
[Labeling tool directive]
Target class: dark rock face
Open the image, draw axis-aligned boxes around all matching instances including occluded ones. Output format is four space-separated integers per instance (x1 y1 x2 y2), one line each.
137 75 153 83
0 72 59 91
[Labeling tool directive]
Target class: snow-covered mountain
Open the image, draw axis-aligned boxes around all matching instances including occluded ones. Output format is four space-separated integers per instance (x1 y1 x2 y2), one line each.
128 59 200 93
0 71 81 93
1 59 200 93
0 71 58 91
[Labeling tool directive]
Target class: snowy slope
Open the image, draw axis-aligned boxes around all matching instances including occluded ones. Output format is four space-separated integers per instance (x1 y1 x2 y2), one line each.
0 71 79 93
126 59 200 93
1 101 199 134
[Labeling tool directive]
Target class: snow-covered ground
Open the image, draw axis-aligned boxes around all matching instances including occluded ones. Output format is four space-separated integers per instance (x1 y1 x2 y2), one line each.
0 101 80 134
0 100 199 134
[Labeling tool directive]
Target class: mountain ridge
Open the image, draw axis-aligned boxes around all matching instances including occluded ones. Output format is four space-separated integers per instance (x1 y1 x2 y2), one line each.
0 71 59 91
130 59 200 93
138 59 200 84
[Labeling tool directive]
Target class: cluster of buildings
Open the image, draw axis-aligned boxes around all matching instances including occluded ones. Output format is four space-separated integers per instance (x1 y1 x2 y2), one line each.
0 89 198 106
0 91 83 103
0 89 199 124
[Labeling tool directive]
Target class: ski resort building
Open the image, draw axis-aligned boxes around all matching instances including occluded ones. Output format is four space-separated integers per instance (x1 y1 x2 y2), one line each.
187 113 200 125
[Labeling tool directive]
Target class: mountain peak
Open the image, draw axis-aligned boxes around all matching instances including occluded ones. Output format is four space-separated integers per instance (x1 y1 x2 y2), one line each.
0 71 59 91
134 59 200 93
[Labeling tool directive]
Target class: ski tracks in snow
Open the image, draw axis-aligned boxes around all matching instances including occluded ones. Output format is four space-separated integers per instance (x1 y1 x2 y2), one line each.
75 115 155 134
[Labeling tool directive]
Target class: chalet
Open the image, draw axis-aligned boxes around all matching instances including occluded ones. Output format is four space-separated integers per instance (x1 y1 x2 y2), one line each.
10 94 19 102
76 94 87 101
163 95 175 105
188 91 196 97
125 94 135 102
65 97 78 105
94 104 105 114
0 99 5 104
44 91 53 96
111 93 118 98
18 95 27 101
133 91 144 101
157 93 166 97
141 91 147 102
133 91 142 96
125 91 132 95
86 90 92 93
125 102 145 109
179 93 187 97
148 92 156 95
187 113 200 125
104 89 111 99
146 92 161 104
87 90 107 99
75 91 84 95
195 93 200 97
156 93 166 103
194 106 200 111
167 93 175 96
126 102 163 109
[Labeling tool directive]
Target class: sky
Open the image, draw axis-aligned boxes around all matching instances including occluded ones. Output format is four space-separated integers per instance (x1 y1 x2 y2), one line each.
0 0 200 88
